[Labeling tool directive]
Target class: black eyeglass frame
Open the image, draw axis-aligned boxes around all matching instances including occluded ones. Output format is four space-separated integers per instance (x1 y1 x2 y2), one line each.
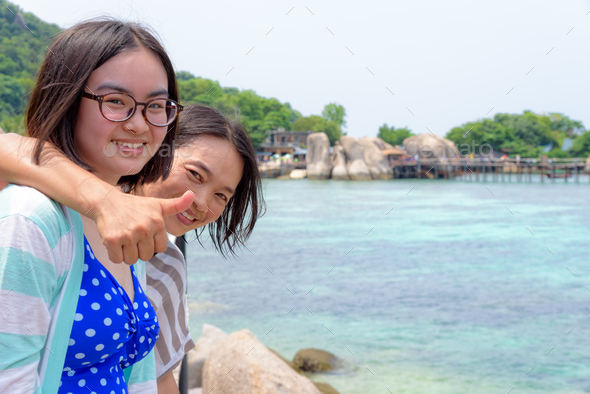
82 91 183 127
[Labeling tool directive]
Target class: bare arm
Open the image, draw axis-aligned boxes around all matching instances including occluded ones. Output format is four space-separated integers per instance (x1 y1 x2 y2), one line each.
0 133 193 264
157 371 179 394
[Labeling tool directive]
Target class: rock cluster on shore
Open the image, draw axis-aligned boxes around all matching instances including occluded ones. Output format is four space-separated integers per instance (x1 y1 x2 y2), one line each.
306 132 394 180
180 324 341 394
403 133 459 158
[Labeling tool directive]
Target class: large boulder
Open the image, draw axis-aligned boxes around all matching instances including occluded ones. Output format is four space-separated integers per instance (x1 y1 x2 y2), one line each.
340 136 371 180
331 142 349 180
358 137 393 180
289 169 307 179
403 133 459 159
202 329 321 394
292 348 338 373
306 133 332 179
186 324 228 388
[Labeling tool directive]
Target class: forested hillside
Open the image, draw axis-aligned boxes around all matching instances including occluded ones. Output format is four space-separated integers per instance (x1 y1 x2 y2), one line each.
0 0 60 133
0 1 345 147
445 111 587 158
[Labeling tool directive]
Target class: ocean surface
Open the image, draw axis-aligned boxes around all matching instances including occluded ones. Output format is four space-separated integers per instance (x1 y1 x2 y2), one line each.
185 176 590 394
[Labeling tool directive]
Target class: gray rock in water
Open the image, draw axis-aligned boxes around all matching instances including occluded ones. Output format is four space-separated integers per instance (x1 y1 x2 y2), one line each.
306 133 332 179
292 348 338 373
331 142 349 180
187 324 228 388
358 137 393 180
403 133 459 158
202 329 321 394
340 136 371 180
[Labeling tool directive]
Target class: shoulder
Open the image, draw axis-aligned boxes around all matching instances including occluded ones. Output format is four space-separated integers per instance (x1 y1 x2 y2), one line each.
0 185 74 245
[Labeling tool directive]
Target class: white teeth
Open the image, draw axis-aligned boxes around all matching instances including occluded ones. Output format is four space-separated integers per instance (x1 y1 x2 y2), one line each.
114 141 144 149
180 211 196 221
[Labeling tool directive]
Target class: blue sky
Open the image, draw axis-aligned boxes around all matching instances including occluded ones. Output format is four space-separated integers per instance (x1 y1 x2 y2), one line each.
12 0 590 138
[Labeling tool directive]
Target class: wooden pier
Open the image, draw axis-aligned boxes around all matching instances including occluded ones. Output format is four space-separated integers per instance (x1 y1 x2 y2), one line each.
392 158 590 183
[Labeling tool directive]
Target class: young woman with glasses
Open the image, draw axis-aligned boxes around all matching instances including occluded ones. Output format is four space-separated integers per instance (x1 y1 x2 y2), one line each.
0 64 264 393
0 102 265 393
0 19 189 393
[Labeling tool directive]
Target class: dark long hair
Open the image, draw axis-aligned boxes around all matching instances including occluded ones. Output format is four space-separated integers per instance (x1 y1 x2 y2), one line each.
26 18 179 189
175 104 265 257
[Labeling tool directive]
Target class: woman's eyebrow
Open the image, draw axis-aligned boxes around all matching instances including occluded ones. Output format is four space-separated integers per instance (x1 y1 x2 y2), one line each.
95 83 129 93
148 88 169 98
94 83 169 97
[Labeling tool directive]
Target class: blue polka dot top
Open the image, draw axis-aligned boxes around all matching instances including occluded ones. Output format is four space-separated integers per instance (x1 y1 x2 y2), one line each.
58 236 160 393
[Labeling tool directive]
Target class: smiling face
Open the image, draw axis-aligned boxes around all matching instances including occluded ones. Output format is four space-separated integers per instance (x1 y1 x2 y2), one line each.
139 135 244 237
74 48 169 185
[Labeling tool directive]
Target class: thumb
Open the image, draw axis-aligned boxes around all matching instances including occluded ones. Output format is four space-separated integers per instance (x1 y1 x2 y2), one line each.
161 190 194 217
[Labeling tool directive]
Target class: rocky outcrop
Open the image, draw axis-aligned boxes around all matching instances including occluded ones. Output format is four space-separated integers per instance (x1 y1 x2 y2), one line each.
403 133 459 158
289 169 307 179
186 324 228 388
306 133 332 179
292 348 338 373
202 329 321 394
340 136 371 180
358 137 393 180
331 142 349 180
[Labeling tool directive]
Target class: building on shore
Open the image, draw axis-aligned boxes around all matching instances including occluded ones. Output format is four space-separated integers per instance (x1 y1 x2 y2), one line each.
258 128 313 156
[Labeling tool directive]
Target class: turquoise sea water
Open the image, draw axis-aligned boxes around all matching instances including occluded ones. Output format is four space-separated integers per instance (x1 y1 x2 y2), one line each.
186 178 590 394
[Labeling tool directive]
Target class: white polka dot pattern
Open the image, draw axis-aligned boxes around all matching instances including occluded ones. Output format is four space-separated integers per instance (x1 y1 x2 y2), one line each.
59 236 159 393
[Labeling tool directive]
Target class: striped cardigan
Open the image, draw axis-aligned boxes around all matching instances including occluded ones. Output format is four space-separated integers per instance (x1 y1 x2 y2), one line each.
147 237 195 380
0 185 156 394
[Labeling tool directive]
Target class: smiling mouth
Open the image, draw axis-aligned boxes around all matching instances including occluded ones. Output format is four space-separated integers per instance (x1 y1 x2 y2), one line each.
180 210 198 223
113 141 145 149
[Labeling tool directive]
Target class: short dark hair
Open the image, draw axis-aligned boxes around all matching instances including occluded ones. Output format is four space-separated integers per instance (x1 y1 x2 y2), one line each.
26 18 179 189
175 104 265 257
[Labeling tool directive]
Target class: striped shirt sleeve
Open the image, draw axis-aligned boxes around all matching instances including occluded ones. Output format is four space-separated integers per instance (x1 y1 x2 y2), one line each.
0 186 73 393
146 239 195 380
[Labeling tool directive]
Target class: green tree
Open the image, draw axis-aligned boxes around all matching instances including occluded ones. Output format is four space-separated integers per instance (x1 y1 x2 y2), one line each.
176 73 302 148
377 124 414 146
569 132 590 157
445 111 584 157
176 71 196 81
293 115 342 145
321 103 346 127
0 0 61 120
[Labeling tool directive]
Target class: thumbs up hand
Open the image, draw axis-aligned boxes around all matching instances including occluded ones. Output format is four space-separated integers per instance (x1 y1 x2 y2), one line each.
93 190 193 264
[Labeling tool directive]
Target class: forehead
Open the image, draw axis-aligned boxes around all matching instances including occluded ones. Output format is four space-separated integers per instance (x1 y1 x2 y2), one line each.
181 136 244 184
87 48 168 96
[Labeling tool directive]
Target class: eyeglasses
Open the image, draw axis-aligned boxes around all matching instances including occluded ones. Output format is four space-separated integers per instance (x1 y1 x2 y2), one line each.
82 92 183 127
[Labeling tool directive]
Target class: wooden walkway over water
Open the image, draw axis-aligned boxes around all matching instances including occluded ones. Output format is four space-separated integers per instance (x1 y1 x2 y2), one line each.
393 158 590 183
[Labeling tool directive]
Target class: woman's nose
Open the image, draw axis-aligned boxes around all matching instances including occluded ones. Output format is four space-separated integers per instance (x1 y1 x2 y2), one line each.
192 191 211 215
123 107 150 135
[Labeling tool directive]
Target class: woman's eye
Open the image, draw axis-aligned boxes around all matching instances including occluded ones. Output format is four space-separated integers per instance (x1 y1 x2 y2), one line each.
190 171 201 181
217 193 227 202
105 99 124 105
148 103 164 109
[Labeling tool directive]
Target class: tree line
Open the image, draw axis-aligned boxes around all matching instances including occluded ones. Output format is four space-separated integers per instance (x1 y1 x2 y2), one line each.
379 111 590 158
